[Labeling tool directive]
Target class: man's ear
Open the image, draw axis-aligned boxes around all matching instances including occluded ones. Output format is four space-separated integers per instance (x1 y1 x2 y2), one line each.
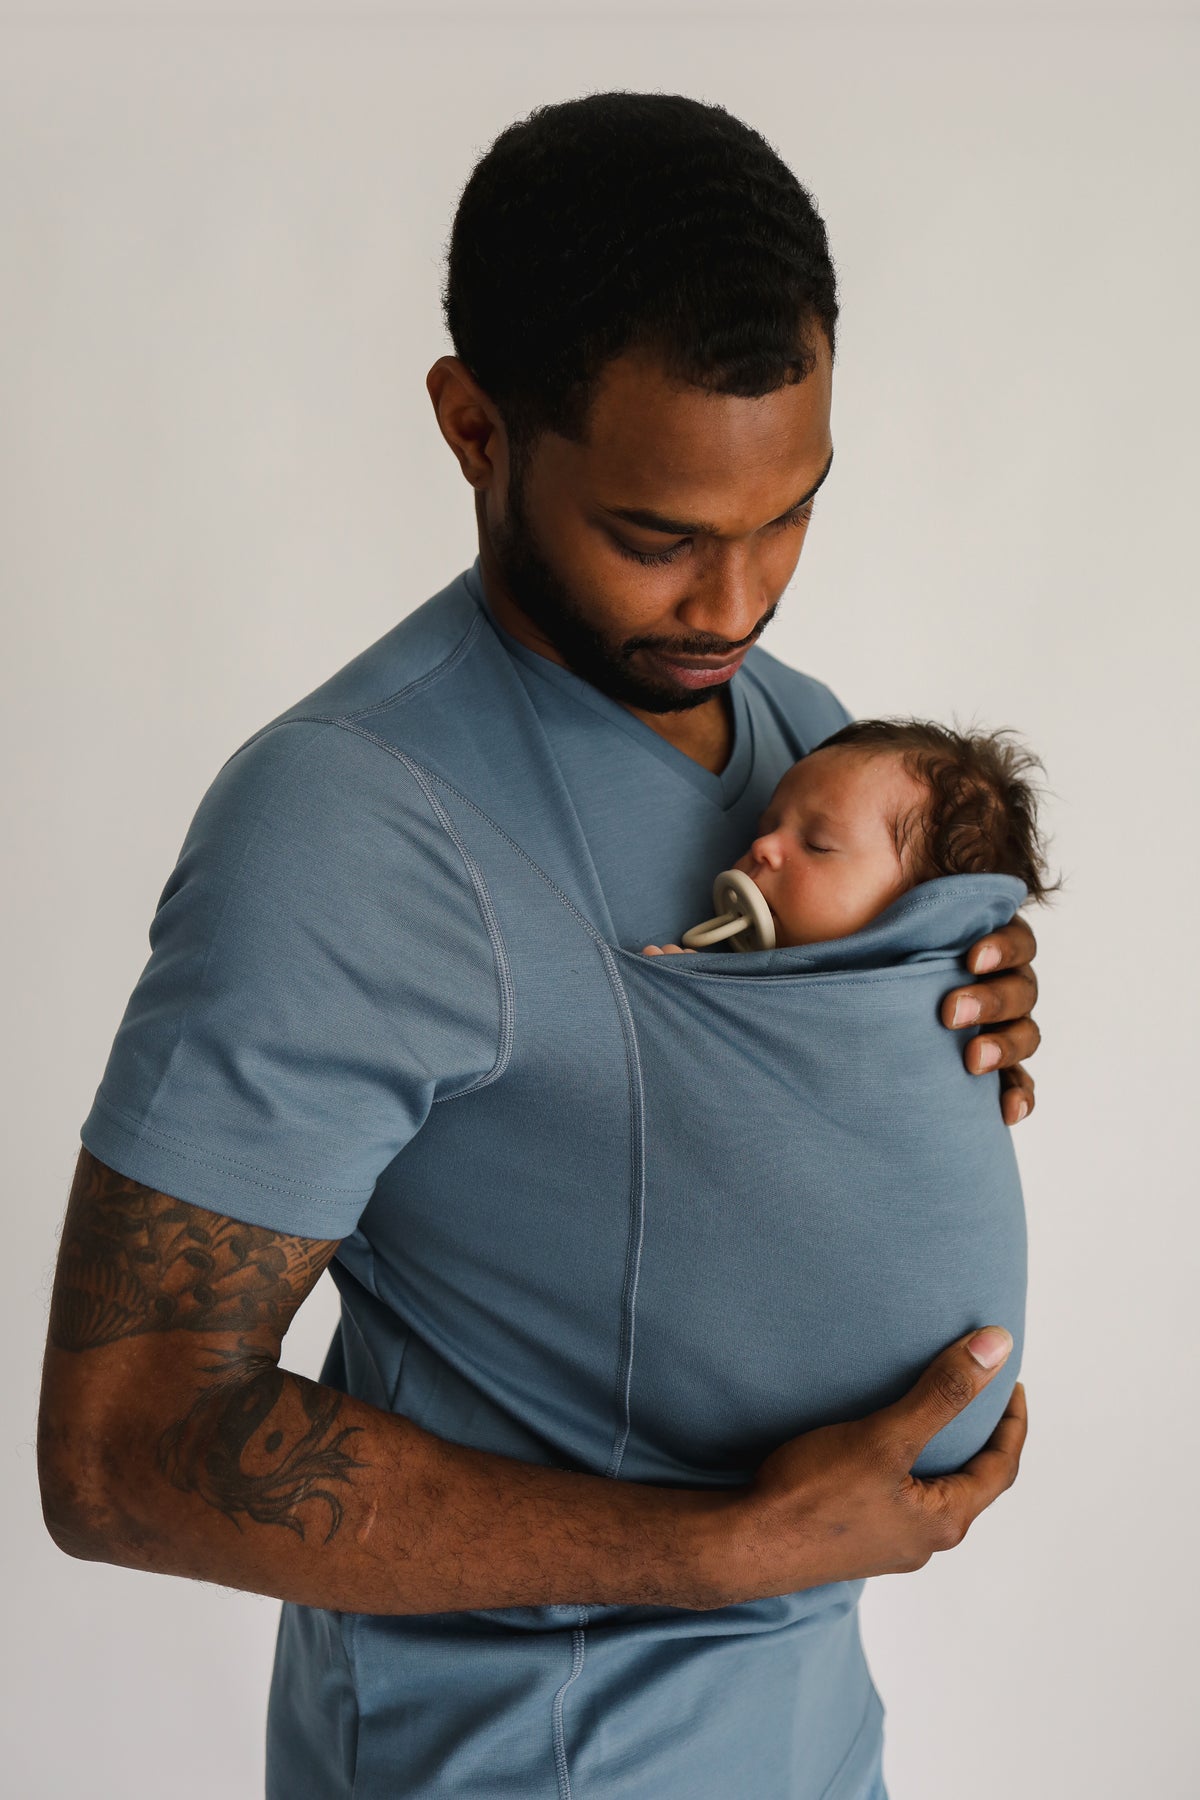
426 355 505 493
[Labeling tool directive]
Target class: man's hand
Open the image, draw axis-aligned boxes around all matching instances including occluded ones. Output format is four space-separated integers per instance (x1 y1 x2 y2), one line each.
941 914 1040 1125
708 1328 1026 1604
641 943 697 955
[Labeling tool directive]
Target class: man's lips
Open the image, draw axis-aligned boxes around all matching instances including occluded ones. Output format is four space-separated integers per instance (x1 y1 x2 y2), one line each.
648 649 748 689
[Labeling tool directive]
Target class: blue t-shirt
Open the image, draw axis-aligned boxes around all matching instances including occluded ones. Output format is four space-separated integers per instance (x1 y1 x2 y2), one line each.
82 556 904 1799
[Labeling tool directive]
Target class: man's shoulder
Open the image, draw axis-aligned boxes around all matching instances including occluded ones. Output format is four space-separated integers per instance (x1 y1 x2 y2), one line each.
740 641 853 749
185 567 495 853
257 566 485 737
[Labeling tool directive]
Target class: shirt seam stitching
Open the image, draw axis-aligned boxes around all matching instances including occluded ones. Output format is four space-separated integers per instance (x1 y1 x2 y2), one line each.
87 1091 367 1199
321 721 515 1101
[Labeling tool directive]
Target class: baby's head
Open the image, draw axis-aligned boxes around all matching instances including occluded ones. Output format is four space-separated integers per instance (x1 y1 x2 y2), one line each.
733 719 1056 948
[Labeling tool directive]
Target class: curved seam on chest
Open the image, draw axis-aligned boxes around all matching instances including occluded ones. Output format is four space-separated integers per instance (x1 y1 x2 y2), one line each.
324 720 516 1103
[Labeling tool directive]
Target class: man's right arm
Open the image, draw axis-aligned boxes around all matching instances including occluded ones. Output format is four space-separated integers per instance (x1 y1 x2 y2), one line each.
38 1149 1026 1614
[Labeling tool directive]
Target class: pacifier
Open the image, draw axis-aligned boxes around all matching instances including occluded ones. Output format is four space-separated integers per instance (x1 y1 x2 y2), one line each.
680 868 776 953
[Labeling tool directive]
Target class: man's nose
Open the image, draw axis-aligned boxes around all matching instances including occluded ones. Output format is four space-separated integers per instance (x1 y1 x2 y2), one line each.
674 546 767 649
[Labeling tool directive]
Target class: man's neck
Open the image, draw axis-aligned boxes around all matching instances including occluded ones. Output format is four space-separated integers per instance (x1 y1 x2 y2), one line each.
624 688 734 776
477 553 734 776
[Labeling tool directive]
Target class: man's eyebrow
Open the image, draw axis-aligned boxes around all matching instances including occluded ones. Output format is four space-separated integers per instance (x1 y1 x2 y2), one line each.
601 445 835 538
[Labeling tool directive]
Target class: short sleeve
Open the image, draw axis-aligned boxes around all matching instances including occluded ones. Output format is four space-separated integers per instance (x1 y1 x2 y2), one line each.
80 719 504 1239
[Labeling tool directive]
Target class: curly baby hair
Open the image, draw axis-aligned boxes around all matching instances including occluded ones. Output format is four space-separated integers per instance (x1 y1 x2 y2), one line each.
812 719 1060 905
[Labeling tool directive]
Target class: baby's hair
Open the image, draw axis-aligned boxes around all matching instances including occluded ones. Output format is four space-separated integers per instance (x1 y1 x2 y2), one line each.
811 718 1060 904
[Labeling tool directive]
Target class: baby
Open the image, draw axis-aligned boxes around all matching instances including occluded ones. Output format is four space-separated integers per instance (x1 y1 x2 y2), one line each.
642 718 1056 956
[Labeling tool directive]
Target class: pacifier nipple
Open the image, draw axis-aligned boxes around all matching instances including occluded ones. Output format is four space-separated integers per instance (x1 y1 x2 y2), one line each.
680 868 776 953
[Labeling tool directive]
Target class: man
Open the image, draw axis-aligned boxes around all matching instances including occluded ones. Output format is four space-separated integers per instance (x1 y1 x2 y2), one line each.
38 94 1035 1798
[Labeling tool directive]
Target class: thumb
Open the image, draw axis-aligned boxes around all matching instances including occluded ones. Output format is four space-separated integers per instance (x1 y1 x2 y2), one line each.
876 1327 1013 1469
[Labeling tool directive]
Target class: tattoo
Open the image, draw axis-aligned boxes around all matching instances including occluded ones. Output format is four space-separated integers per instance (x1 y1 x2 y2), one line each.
49 1154 337 1353
49 1152 364 1542
157 1349 366 1542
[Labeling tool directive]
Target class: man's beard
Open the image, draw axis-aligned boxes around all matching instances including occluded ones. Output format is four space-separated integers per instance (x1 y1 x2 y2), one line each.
490 465 776 715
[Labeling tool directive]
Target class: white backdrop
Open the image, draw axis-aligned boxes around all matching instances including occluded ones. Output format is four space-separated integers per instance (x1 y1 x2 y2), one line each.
5 4 1198 1795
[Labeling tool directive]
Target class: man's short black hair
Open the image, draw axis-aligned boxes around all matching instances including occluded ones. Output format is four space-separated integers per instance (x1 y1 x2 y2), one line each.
441 91 839 480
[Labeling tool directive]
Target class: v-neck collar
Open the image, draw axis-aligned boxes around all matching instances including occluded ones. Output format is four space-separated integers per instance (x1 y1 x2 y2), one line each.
462 557 755 813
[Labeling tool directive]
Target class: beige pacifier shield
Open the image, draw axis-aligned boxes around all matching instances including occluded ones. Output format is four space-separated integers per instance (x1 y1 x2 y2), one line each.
679 868 776 951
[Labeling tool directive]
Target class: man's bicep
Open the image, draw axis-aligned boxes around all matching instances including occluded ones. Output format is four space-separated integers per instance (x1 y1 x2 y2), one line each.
47 1147 340 1361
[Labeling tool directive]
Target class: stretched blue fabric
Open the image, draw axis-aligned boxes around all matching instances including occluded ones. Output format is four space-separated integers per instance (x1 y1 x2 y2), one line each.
614 872 1029 1486
80 562 1027 1798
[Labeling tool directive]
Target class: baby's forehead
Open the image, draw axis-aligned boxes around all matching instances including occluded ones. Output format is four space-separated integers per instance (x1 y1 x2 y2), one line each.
781 743 906 799
775 745 927 827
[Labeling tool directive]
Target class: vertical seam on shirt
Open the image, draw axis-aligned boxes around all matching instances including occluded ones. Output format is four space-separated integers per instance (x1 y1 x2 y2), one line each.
325 721 516 1101
594 939 647 1482
552 1615 588 1800
362 755 652 1479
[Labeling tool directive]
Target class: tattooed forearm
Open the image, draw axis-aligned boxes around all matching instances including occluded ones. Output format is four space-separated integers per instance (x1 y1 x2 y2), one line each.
156 1349 366 1542
49 1152 338 1354
43 1152 364 1546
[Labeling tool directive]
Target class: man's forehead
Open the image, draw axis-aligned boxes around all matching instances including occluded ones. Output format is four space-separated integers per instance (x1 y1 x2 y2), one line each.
568 342 834 531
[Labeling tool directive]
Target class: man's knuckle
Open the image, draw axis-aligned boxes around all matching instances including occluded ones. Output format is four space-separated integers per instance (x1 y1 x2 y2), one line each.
926 1502 967 1553
930 1367 975 1413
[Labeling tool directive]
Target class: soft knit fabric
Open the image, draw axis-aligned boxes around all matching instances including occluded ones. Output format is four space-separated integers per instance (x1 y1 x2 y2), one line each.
82 556 1025 1798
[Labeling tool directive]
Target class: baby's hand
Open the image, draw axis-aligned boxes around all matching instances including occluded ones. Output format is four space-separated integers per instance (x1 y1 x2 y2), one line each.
641 943 697 956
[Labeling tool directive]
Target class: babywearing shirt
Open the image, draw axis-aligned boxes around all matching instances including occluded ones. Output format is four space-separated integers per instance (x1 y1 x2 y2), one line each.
80 555 1025 1799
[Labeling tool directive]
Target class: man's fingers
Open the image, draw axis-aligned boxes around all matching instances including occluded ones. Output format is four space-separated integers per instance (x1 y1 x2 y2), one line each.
913 1379 1028 1533
941 965 1039 1033
874 1328 1015 1470
967 915 1037 976
963 1016 1042 1075
1000 1065 1036 1125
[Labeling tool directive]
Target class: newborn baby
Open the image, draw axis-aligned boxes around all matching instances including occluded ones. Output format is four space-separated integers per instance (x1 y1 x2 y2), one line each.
642 717 1055 956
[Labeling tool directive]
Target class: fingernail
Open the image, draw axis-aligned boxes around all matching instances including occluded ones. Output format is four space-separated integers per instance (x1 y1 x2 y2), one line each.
952 996 982 1027
974 946 1001 973
977 1041 1002 1071
1013 1098 1030 1123
967 1327 1012 1369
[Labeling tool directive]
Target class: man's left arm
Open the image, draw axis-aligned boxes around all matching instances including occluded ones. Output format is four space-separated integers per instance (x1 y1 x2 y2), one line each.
941 914 1040 1125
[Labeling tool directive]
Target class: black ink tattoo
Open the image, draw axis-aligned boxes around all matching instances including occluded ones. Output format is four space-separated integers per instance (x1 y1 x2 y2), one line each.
48 1152 365 1542
157 1349 366 1542
49 1153 336 1353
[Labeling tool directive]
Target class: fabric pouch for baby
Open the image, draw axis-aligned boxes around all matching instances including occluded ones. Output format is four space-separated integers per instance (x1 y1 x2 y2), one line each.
608 870 1029 1482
